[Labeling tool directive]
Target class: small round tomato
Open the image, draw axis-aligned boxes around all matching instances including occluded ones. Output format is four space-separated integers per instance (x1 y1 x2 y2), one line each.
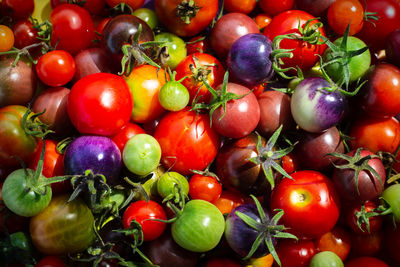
254 14 272 31
189 174 222 202
157 171 189 199
155 32 187 69
111 122 146 152
344 201 383 235
122 200 167 241
345 257 389 267
270 170 341 239
12 20 40 50
315 227 351 261
123 134 161 176
35 256 66 267
327 0 364 35
36 50 76 87
212 190 245 216
158 80 190 111
0 25 14 52
1 0 34 21
224 0 257 14
258 0 295 16
310 251 344 267
132 8 159 30
276 239 316 267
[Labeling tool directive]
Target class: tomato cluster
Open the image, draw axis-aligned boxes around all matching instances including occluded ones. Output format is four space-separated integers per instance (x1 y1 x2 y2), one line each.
1 0 400 266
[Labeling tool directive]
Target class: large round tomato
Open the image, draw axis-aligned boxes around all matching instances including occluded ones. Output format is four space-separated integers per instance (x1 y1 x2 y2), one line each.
263 10 326 73
155 0 218 37
270 170 341 239
123 65 167 123
67 72 133 136
0 105 38 168
29 194 95 255
122 200 167 241
153 108 220 175
50 4 95 55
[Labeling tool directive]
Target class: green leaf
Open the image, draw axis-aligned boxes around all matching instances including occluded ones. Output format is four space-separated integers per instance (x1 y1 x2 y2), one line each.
235 211 262 232
242 233 265 261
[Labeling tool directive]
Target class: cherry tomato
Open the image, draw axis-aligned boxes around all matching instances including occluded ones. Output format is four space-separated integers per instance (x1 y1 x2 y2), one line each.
0 25 14 52
1 0 34 21
12 20 40 50
224 0 257 14
270 170 341 239
35 256 66 267
343 201 383 235
345 257 389 267
122 200 167 241
315 227 351 261
254 14 272 31
327 0 364 35
36 50 76 87
111 122 146 152
189 174 222 203
258 0 295 16
276 239 316 267
212 190 245 216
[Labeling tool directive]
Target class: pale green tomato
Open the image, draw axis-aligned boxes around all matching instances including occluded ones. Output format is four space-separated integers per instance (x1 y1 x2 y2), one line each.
159 81 190 111
310 251 344 267
155 32 187 69
157 171 189 198
123 134 161 176
132 8 158 29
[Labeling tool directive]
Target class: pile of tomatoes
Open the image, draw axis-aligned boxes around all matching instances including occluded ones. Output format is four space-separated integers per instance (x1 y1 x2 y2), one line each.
1 0 400 266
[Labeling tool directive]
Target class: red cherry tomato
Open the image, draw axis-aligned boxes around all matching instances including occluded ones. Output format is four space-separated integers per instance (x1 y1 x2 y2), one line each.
276 239 316 267
258 0 295 17
327 0 364 35
212 190 246 216
345 257 389 267
35 256 66 267
189 174 222 203
315 227 352 261
111 122 146 152
122 200 167 241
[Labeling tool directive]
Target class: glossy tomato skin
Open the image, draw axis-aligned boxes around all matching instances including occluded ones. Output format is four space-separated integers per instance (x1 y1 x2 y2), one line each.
67 73 133 136
258 0 295 16
315 227 351 261
189 174 222 203
224 0 257 14
327 0 364 36
0 105 38 168
12 20 40 49
212 189 246 215
30 194 95 255
154 108 220 175
361 63 400 118
211 83 260 139
111 122 146 152
276 239 316 267
155 0 218 37
270 170 341 239
123 200 167 241
0 0 34 21
263 10 326 73
50 4 95 55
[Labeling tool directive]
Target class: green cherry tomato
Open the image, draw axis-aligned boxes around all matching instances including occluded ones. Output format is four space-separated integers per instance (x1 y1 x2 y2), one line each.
172 199 225 253
123 134 162 176
30 194 95 255
132 8 159 29
155 32 187 69
157 171 189 198
1 169 52 217
158 81 190 111
382 184 400 222
310 251 344 267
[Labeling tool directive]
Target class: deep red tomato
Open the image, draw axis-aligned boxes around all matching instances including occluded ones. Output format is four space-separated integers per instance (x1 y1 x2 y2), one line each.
155 0 218 37
111 122 146 152
349 231 383 257
122 200 167 241
36 50 76 87
349 116 400 154
327 0 364 35
224 0 257 14
344 201 383 235
189 174 222 203
282 152 299 174
345 257 389 267
186 35 212 55
315 227 352 261
28 139 68 194
35 256 66 267
153 108 220 175
263 10 327 73
276 239 316 267
211 190 246 216
50 4 95 55
205 258 242 267
356 0 400 51
51 0 106 15
175 52 225 103
270 170 341 239
361 63 400 118
0 0 34 21
67 72 133 136
12 20 39 50
258 0 295 16
106 0 145 10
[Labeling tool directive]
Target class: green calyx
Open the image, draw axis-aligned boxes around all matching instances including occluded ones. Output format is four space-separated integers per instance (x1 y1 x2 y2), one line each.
22 108 53 139
248 125 294 189
328 147 383 196
176 0 201 24
236 195 297 266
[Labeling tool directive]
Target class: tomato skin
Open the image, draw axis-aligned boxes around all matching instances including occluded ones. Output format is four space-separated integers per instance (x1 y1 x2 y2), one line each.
258 0 295 16
12 20 40 50
124 65 167 123
314 227 351 261
36 50 76 87
224 0 257 14
344 201 382 235
263 10 326 73
189 174 222 202
349 116 400 154
154 108 220 175
123 200 167 241
345 257 389 267
1 0 34 21
67 73 133 136
0 25 14 52
155 0 218 37
212 190 245 215
270 170 341 239
30 194 95 255
50 4 95 55
361 63 400 118
0 105 38 168
35 256 66 267
106 0 145 10
327 0 364 36
111 122 146 152
276 239 316 267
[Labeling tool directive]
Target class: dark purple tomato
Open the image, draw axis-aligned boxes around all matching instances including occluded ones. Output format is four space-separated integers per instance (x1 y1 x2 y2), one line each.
64 136 122 183
210 13 259 60
142 228 199 267
0 57 36 107
332 149 386 202
386 29 400 68
227 33 273 86
257 90 295 137
101 14 154 62
294 127 344 171
295 0 335 17
31 87 73 137
73 47 119 82
211 83 260 139
216 133 271 196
